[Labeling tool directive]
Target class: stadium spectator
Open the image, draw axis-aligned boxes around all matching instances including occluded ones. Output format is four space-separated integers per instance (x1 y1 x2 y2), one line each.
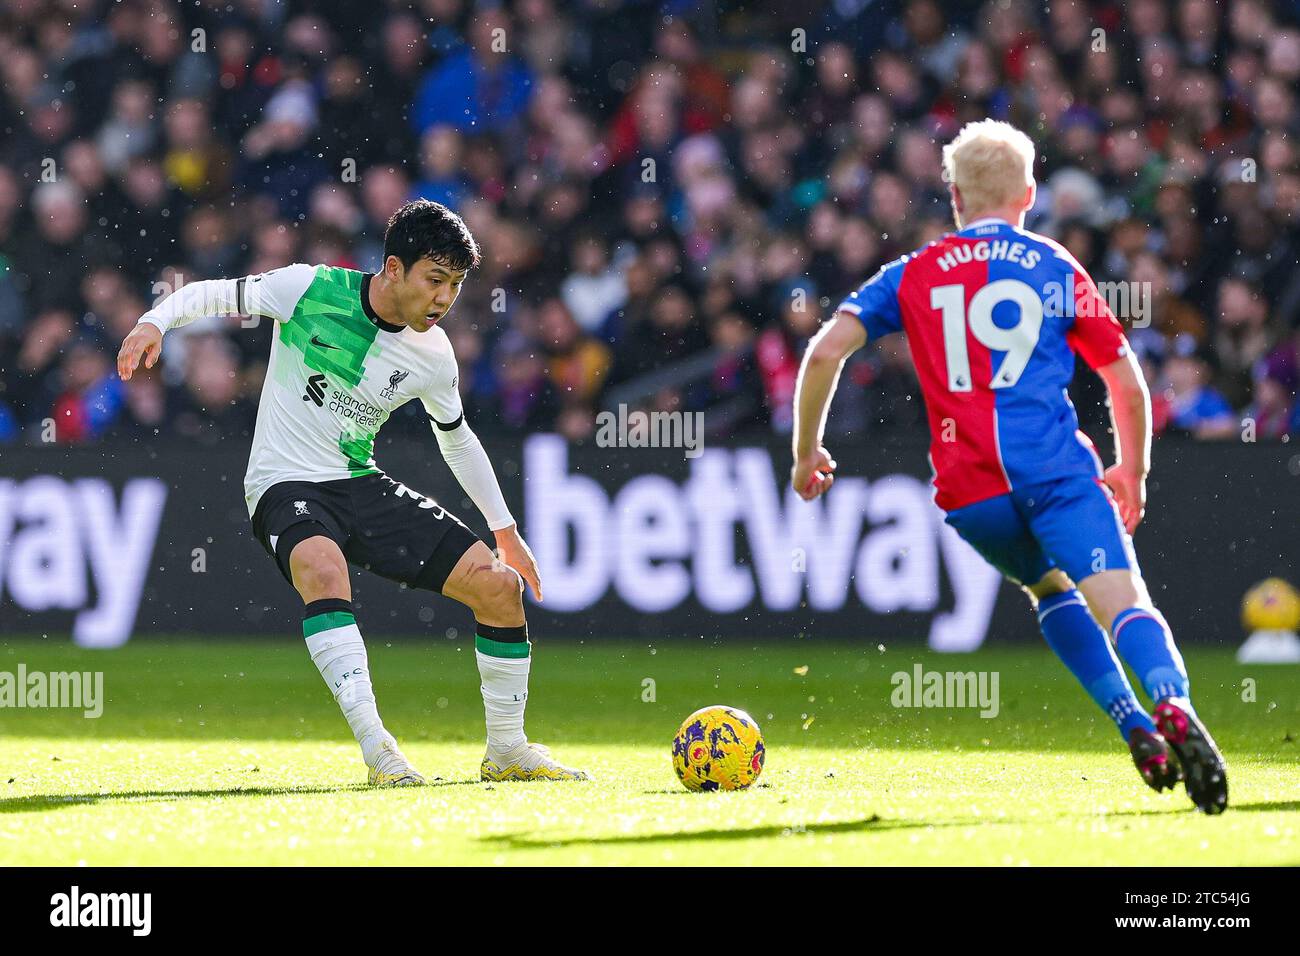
560 233 627 334
411 8 534 135
756 279 822 434
1161 336 1239 440
1243 350 1299 439
537 296 613 406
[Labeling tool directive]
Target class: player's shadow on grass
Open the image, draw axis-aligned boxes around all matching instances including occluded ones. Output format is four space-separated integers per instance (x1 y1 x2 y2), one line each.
0 783 358 814
1080 798 1300 818
1228 799 1300 813
0 775 489 814
479 815 971 849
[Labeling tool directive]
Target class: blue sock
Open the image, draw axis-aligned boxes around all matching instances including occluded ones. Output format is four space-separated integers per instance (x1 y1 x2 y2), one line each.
1037 591 1156 739
1113 606 1191 706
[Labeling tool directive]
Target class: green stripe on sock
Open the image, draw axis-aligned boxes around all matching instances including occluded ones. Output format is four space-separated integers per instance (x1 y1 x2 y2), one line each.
475 634 531 659
303 610 356 638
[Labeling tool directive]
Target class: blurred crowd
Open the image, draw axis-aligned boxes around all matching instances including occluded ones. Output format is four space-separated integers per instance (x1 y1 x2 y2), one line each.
1 0 1299 448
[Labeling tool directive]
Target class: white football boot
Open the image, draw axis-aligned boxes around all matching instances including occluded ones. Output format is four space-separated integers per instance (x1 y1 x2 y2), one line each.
480 741 590 782
365 735 425 787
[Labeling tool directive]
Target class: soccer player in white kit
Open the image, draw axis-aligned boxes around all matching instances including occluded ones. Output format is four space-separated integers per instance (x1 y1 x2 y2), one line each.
117 200 588 786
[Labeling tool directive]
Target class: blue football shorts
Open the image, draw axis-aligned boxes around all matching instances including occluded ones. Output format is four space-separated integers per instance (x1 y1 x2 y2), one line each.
942 475 1138 587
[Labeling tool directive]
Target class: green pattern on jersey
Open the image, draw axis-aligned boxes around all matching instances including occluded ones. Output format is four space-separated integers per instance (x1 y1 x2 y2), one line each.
277 266 379 388
338 429 378 475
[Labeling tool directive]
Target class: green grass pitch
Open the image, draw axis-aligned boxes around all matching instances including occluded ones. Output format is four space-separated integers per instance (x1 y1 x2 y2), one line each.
1 639 1296 866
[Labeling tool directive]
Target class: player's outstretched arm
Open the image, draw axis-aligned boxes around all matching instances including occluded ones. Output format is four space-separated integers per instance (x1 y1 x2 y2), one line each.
1096 350 1152 534
117 265 316 382
118 275 245 381
791 311 866 501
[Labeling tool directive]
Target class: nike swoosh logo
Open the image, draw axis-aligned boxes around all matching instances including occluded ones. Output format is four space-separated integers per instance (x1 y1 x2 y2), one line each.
310 335 339 350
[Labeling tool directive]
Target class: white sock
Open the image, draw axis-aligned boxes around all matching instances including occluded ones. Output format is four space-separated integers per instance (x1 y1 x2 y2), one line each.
304 613 390 767
476 645 530 754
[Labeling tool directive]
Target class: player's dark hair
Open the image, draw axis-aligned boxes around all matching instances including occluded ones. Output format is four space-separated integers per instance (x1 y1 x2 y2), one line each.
383 199 481 273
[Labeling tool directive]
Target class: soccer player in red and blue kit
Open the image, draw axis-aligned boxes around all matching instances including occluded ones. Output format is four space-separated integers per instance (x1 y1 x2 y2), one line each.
792 120 1227 813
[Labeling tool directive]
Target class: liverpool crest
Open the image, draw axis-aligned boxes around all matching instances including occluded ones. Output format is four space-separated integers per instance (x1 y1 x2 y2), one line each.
380 369 409 400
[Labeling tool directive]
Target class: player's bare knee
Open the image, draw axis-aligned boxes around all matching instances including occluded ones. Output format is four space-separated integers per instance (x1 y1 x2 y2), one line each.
289 539 349 601
1025 569 1074 606
473 567 524 622
295 559 349 601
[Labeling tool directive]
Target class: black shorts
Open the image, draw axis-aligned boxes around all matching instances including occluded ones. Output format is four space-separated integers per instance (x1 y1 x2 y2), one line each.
250 473 483 593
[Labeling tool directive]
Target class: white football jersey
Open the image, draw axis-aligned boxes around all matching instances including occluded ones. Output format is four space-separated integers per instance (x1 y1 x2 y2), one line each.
239 263 464 516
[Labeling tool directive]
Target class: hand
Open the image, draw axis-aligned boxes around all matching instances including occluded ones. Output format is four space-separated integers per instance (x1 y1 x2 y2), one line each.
493 525 543 602
117 323 163 381
792 446 837 501
1103 463 1146 534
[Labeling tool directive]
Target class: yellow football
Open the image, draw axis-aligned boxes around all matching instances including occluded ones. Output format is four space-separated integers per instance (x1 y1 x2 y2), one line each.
1242 577 1300 632
672 705 765 792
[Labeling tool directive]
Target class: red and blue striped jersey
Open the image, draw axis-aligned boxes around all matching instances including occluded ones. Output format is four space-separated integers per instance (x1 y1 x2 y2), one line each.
837 218 1129 511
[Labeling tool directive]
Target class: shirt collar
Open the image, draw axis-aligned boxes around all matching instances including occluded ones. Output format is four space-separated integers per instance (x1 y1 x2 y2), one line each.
360 273 406 333
959 217 1012 233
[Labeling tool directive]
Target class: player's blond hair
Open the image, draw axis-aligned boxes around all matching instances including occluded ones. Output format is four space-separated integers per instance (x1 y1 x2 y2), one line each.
942 119 1036 218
